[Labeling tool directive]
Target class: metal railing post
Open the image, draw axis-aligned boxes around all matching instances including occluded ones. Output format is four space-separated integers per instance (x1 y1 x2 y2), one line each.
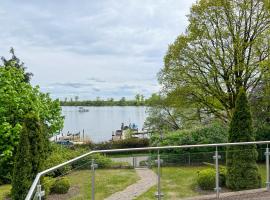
213 146 221 199
35 180 45 200
265 144 270 190
91 159 98 200
155 150 164 199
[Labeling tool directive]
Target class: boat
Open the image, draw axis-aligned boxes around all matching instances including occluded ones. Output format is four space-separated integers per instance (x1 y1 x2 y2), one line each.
78 106 89 112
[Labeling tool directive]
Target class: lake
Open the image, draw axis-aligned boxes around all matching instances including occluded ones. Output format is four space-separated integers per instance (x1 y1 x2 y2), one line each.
61 106 148 142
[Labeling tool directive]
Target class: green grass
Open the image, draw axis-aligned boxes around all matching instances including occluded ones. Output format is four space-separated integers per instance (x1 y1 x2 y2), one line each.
136 164 267 200
135 166 207 200
0 169 138 200
0 185 11 200
67 169 139 200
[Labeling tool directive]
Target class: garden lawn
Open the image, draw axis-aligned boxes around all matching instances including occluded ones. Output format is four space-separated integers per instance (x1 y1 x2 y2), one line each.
135 166 207 200
136 164 267 200
0 185 11 200
49 169 139 200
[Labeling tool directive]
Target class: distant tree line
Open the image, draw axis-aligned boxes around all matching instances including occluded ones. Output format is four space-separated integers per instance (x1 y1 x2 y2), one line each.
60 94 155 106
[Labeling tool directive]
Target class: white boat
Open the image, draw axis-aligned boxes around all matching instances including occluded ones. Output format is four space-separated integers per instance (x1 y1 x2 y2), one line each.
78 106 89 112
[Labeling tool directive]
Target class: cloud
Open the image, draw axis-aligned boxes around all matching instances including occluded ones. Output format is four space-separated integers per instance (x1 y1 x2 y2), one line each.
0 0 196 99
51 82 93 88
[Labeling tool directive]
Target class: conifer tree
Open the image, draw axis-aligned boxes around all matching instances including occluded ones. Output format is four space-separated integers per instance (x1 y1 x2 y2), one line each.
12 113 47 199
11 122 32 200
28 113 46 179
226 88 260 190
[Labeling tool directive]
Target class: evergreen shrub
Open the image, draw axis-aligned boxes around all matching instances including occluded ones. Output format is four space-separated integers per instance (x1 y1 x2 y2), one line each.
226 89 261 190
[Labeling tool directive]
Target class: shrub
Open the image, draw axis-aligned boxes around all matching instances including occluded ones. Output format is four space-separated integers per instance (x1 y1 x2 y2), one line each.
51 178 70 194
226 89 260 190
149 122 228 164
197 167 226 190
110 161 133 169
44 144 88 177
42 176 55 196
83 138 149 151
197 168 216 190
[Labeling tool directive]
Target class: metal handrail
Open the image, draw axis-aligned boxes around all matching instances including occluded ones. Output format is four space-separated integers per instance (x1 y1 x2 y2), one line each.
25 140 270 200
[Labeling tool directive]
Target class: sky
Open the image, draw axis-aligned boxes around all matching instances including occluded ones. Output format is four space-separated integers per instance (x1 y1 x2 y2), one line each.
0 0 196 100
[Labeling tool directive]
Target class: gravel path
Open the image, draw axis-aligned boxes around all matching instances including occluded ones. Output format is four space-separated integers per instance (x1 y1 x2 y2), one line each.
104 168 157 200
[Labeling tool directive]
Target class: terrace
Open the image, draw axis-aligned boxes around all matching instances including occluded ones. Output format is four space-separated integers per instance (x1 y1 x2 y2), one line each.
24 141 270 200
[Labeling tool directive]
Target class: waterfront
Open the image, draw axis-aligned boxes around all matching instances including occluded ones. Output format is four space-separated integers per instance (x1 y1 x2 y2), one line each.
61 106 148 142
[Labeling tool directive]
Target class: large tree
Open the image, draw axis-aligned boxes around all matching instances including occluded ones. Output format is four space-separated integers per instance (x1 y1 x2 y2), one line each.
160 0 270 122
0 52 64 183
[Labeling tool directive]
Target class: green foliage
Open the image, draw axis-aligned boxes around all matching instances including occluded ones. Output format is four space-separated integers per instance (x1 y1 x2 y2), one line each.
255 124 270 142
44 144 130 177
12 113 48 199
144 94 183 131
149 122 228 165
226 89 260 190
44 144 87 177
11 121 32 200
87 138 149 150
0 56 63 183
61 94 148 107
42 176 55 197
1 48 32 83
160 0 270 122
250 71 270 128
26 113 48 178
197 167 226 190
151 122 228 149
51 178 70 194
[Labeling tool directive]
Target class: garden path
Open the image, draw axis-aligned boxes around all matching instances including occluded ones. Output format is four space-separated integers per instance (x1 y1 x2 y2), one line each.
104 168 157 200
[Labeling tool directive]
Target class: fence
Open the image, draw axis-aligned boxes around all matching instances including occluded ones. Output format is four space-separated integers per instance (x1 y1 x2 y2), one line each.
25 141 270 200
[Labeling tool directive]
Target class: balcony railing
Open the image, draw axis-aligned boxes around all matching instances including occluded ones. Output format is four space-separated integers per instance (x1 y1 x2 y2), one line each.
25 141 270 200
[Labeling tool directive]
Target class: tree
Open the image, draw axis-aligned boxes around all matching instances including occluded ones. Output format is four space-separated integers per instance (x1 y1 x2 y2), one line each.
119 97 127 106
250 72 270 126
160 0 270 122
0 57 63 183
144 93 202 132
27 113 47 179
135 94 141 105
226 88 260 190
11 119 32 200
12 113 47 199
1 48 33 83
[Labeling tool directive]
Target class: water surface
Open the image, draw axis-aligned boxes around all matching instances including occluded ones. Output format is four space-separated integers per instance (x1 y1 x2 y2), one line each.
61 106 148 142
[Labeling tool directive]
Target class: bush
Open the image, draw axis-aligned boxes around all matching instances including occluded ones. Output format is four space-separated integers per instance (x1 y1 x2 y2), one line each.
42 176 55 196
197 167 226 190
44 144 88 177
110 161 133 169
51 178 70 194
83 138 150 151
149 122 228 164
197 168 216 190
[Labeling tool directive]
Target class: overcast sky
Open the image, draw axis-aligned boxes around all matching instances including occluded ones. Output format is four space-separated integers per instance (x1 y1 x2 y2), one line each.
0 0 196 100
